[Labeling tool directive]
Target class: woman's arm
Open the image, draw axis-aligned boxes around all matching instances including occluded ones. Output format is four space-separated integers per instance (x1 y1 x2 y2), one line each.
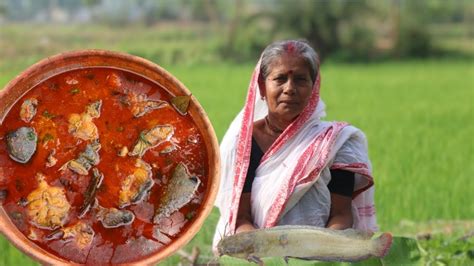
326 193 353 230
235 192 256 233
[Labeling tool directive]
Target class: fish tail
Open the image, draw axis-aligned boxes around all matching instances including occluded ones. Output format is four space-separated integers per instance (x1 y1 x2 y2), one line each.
372 232 392 258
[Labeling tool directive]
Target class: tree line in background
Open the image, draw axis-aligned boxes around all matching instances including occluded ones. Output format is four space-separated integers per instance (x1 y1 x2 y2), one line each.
1 0 472 62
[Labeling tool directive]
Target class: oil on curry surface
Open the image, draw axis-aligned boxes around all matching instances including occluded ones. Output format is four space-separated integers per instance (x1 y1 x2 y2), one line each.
0 68 207 264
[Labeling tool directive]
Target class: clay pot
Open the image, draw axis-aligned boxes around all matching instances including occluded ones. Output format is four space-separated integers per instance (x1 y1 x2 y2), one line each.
0 50 220 265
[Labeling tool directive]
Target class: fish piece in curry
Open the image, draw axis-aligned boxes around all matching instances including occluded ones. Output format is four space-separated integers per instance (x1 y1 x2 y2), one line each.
47 222 95 249
97 205 135 229
118 159 154 208
68 100 102 141
27 173 71 229
153 162 200 223
61 141 101 175
129 125 174 157
126 92 168 118
20 98 38 123
6 126 37 164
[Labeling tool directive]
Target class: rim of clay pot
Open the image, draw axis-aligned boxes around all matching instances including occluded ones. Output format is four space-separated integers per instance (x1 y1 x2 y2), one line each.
0 50 220 265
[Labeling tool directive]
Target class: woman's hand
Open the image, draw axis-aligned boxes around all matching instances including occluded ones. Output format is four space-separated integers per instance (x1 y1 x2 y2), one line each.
326 193 353 230
235 221 256 234
235 192 256 233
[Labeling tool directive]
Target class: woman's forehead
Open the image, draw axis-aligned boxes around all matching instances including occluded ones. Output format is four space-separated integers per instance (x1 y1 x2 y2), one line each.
268 54 311 75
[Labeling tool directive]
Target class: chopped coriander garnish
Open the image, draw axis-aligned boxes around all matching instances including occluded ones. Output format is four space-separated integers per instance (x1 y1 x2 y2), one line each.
42 110 56 119
42 133 54 143
70 88 80 94
26 131 36 141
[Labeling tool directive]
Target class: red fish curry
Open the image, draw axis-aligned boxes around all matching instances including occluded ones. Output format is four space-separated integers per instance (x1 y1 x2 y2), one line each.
0 68 208 264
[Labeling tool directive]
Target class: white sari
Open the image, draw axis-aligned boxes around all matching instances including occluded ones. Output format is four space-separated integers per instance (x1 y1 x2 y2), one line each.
213 59 377 249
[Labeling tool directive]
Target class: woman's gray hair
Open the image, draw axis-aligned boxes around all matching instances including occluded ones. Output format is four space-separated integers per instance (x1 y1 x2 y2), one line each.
259 40 319 84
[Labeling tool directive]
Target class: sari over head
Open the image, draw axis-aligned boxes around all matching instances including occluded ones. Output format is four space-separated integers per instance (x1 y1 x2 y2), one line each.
213 53 377 249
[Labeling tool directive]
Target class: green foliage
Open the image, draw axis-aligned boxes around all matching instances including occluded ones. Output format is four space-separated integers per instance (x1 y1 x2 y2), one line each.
220 13 275 62
0 1 6 16
223 0 473 61
335 25 376 62
2 0 473 61
396 23 432 58
223 0 377 61
82 0 100 7
419 234 474 265
0 235 37 266
276 0 374 56
382 237 424 265
0 24 222 70
393 1 433 58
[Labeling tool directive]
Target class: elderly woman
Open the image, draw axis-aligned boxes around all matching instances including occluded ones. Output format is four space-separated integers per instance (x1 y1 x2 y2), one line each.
213 40 377 249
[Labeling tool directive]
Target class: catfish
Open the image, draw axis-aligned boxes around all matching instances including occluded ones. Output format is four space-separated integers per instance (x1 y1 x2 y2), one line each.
217 225 392 264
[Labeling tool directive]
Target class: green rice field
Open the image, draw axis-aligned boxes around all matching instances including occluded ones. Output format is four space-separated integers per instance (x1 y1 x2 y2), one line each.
0 24 473 265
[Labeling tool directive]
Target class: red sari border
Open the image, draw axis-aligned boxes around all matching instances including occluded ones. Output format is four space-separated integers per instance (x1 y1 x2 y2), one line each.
227 61 260 234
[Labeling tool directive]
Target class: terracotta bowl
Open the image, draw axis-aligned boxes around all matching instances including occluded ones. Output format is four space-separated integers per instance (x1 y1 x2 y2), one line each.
0 50 220 265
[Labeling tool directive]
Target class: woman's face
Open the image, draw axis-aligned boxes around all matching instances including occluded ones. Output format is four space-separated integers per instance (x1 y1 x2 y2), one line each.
261 53 313 123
